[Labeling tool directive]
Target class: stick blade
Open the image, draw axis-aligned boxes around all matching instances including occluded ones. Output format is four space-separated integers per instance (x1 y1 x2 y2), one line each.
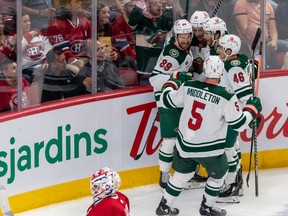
251 28 262 51
134 154 141 160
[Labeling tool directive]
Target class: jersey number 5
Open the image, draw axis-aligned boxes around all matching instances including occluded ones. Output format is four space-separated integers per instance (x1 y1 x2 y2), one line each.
188 100 206 130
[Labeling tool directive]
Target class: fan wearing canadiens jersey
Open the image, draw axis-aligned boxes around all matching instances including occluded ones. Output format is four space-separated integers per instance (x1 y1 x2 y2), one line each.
86 167 130 216
149 19 193 190
21 13 53 83
0 58 30 113
47 0 91 72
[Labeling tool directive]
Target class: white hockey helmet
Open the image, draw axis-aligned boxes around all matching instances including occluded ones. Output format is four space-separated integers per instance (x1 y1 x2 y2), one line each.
174 19 193 35
190 10 210 28
90 167 121 202
203 55 224 79
203 17 227 37
218 34 241 56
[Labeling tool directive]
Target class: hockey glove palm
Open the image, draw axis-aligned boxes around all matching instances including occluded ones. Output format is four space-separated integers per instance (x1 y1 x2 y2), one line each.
171 71 193 83
243 97 262 119
162 78 181 91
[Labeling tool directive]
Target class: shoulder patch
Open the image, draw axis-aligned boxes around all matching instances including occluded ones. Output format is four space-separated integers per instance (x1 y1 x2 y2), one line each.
169 49 179 58
230 60 241 67
225 87 234 94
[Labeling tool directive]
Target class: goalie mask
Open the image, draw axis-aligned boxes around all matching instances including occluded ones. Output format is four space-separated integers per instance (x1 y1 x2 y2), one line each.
190 10 210 28
90 167 121 203
203 55 224 79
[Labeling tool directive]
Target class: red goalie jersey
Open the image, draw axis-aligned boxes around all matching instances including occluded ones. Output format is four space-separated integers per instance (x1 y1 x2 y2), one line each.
47 17 91 64
86 191 130 216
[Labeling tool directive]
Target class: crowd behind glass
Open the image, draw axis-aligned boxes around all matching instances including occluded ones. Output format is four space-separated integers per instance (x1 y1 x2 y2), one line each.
0 0 287 113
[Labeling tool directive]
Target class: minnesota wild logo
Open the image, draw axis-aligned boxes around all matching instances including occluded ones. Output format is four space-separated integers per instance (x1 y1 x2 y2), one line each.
170 49 179 57
231 60 241 66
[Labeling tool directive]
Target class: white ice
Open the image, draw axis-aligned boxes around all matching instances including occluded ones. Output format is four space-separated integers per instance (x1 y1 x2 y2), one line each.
15 167 288 216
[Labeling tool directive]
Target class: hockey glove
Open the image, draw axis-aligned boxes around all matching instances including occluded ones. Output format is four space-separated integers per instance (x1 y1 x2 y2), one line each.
162 78 181 91
249 114 262 129
243 97 262 119
171 71 193 83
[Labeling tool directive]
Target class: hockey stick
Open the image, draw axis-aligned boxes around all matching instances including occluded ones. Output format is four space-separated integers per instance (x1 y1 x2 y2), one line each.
246 28 261 196
211 0 224 17
0 185 14 216
134 112 159 160
253 40 262 197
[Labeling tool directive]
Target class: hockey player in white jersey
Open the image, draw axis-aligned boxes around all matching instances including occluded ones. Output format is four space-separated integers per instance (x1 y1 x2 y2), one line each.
182 10 212 189
149 19 193 189
155 56 262 216
203 17 227 55
190 10 210 82
216 34 254 203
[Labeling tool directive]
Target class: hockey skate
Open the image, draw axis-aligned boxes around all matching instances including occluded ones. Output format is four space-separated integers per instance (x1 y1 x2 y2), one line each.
184 173 208 190
216 182 240 204
199 195 227 216
159 172 170 189
156 197 179 216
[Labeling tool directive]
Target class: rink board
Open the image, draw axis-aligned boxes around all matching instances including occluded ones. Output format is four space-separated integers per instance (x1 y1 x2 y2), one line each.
0 72 288 214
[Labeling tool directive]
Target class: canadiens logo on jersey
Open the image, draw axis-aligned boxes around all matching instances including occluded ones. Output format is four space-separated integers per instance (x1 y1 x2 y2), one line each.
70 39 86 55
23 42 45 60
10 92 29 110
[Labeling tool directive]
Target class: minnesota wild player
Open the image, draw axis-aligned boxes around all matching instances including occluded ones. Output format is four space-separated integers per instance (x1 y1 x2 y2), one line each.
149 19 193 189
190 10 210 82
203 16 228 56
216 34 254 203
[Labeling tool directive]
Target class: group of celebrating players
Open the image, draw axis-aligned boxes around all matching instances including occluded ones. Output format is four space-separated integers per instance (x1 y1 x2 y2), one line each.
85 9 263 216
150 10 262 216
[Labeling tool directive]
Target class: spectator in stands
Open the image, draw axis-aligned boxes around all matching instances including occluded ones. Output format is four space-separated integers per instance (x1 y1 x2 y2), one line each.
20 13 53 83
128 0 173 86
275 0 288 41
22 0 59 34
0 58 30 112
111 0 137 69
234 0 288 70
36 47 92 103
47 0 92 74
79 39 125 93
0 14 16 61
111 0 136 59
96 2 128 70
97 2 112 40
